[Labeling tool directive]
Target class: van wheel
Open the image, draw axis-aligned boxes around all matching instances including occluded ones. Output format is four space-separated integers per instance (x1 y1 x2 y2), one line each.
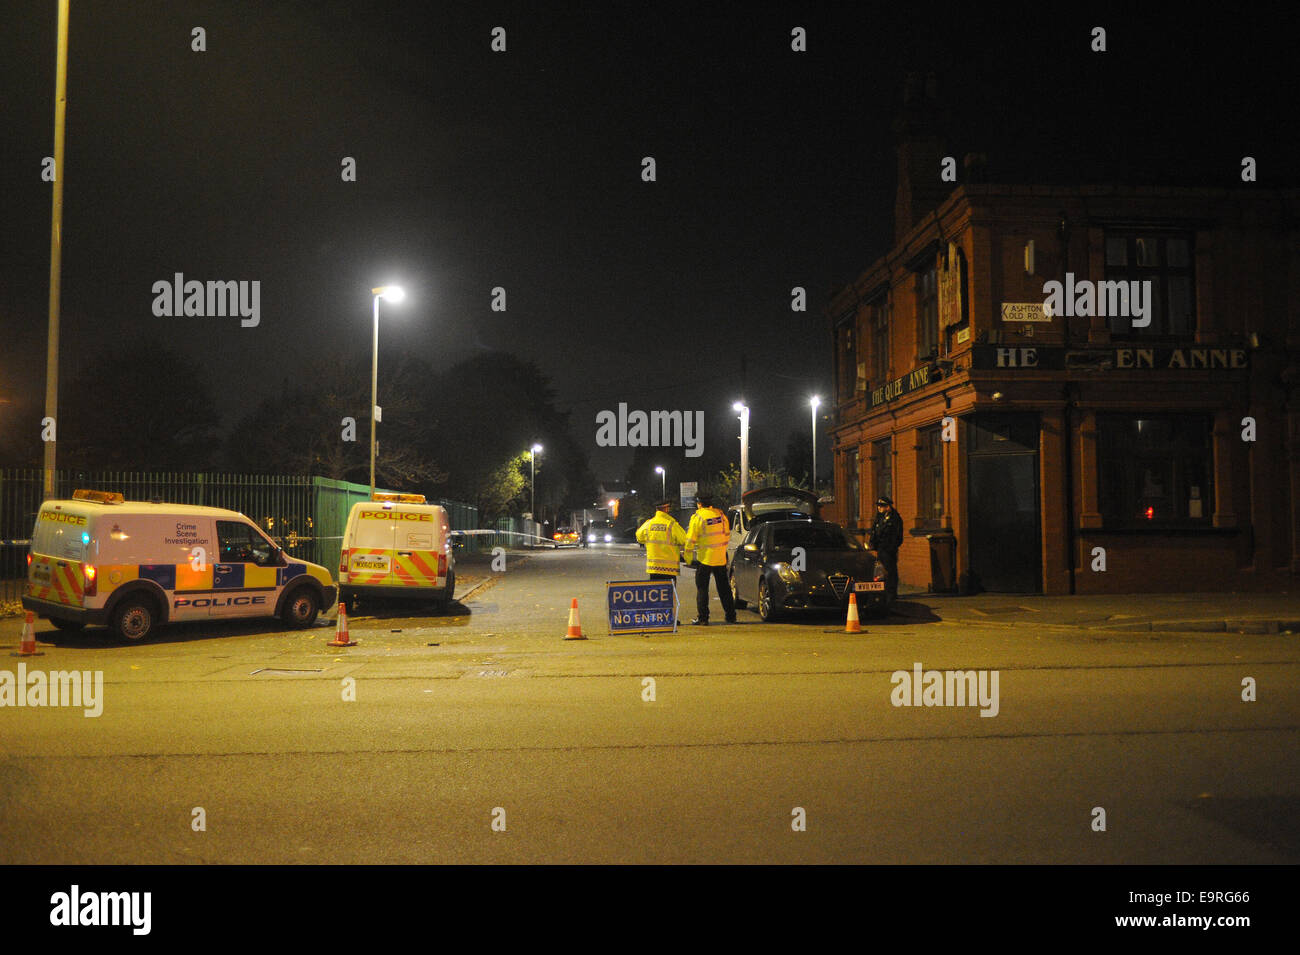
444 568 456 606
114 596 157 642
50 618 85 632
282 587 320 629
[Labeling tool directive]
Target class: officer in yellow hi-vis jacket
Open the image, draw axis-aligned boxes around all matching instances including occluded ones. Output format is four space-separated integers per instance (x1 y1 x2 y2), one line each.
635 498 689 580
684 491 736 626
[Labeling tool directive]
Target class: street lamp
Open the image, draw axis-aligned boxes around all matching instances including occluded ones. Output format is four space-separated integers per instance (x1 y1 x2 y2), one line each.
369 285 405 497
530 444 543 522
655 465 665 499
809 395 821 493
733 401 750 499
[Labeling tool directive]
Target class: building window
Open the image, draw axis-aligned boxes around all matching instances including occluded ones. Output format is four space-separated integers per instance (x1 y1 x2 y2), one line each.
846 448 861 527
870 294 890 389
873 436 892 504
1097 414 1213 526
917 424 944 527
1104 233 1194 337
915 263 938 360
836 315 857 403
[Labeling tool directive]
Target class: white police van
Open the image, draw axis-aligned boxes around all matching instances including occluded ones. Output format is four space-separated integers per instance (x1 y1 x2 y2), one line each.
22 490 336 642
338 493 455 608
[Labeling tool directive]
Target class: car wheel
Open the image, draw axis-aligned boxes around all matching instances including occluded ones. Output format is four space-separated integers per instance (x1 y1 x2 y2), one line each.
758 577 781 622
50 618 85 632
729 570 747 610
281 587 320 629
113 595 157 642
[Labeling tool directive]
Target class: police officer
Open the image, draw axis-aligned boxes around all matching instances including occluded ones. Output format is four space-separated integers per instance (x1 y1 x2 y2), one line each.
635 499 688 581
869 495 904 604
684 491 736 625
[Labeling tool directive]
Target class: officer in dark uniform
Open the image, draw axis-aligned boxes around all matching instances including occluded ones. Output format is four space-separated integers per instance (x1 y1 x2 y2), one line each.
868 495 903 604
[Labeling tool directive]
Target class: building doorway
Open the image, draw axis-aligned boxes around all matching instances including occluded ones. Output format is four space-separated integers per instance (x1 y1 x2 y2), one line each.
966 413 1041 593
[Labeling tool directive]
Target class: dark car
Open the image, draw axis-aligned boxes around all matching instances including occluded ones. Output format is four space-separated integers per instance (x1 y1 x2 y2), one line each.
728 519 889 622
586 520 616 545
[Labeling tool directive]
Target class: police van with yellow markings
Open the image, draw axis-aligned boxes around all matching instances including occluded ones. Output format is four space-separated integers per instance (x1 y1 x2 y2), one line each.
338 493 455 608
22 490 336 642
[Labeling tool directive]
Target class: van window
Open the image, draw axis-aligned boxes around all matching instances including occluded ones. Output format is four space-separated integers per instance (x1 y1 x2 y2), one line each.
351 511 397 548
32 512 89 561
217 521 277 566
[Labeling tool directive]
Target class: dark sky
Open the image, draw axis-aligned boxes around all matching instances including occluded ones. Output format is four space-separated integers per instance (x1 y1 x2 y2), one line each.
2 2 1294 481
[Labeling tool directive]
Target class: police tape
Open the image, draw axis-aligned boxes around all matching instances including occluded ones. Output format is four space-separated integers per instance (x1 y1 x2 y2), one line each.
1 540 32 547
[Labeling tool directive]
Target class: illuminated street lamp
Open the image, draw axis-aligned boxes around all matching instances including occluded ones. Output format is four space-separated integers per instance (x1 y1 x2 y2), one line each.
530 444 543 523
733 401 750 499
369 285 405 497
809 395 821 493
655 465 665 498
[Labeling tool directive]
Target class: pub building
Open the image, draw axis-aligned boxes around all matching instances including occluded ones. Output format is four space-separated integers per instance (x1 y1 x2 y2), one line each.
826 79 1299 594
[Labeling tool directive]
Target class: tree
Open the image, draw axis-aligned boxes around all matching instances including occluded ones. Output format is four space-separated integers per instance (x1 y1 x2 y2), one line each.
60 338 221 470
224 355 446 489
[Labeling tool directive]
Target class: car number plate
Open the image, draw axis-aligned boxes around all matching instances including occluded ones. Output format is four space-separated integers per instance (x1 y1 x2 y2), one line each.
855 581 885 592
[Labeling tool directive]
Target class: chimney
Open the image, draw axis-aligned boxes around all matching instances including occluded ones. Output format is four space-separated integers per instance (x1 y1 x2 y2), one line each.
892 71 952 244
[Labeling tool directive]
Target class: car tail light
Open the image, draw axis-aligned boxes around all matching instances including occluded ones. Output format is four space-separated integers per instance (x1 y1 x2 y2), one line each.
83 564 97 597
438 552 447 576
874 565 886 581
339 549 349 575
26 553 32 567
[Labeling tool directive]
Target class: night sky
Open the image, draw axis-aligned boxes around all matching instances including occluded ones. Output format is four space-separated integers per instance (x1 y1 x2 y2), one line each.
2 2 1294 480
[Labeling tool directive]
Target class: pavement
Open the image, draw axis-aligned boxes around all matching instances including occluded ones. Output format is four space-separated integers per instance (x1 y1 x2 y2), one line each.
892 586 1300 634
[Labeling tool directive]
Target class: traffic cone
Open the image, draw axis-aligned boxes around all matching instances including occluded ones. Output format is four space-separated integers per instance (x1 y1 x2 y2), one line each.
14 611 43 657
563 598 587 640
844 593 863 633
328 602 357 647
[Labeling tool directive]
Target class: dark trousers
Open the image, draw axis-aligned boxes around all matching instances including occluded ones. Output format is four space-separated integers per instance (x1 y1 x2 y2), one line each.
877 548 899 602
695 563 735 621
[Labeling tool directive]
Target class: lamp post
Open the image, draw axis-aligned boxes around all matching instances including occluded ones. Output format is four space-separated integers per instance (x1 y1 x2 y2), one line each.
655 465 665 499
809 395 821 493
530 444 543 523
42 0 70 499
732 401 749 499
369 285 405 497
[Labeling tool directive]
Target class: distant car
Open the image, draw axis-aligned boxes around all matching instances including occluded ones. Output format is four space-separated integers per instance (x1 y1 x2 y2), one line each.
728 519 888 622
727 486 821 562
586 520 615 545
552 527 580 547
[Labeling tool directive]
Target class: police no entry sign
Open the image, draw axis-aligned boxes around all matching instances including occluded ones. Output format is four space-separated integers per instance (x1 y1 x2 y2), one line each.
606 579 678 634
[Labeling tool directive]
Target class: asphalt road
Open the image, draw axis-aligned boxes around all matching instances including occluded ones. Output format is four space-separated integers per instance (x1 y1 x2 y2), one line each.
2 544 1298 864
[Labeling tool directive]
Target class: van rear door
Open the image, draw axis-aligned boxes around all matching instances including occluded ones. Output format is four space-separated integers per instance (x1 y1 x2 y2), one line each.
28 506 92 611
346 508 397 589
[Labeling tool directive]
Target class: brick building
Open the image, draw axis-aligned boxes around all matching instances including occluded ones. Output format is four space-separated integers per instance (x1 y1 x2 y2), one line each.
827 85 1300 594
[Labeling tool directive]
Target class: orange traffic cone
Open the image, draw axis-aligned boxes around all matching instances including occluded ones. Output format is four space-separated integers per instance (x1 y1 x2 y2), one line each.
844 593 863 633
328 602 357 647
14 611 43 657
563 598 587 640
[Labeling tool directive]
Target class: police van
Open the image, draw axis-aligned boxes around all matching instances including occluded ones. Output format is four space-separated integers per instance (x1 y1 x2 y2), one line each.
22 490 337 642
338 493 455 608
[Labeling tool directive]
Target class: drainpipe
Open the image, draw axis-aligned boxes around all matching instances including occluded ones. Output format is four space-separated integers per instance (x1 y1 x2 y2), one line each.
1059 211 1077 594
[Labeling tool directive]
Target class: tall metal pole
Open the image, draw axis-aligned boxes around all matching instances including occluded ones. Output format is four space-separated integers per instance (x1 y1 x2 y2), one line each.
810 396 820 493
738 404 750 499
530 449 536 518
369 294 379 497
43 0 70 500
